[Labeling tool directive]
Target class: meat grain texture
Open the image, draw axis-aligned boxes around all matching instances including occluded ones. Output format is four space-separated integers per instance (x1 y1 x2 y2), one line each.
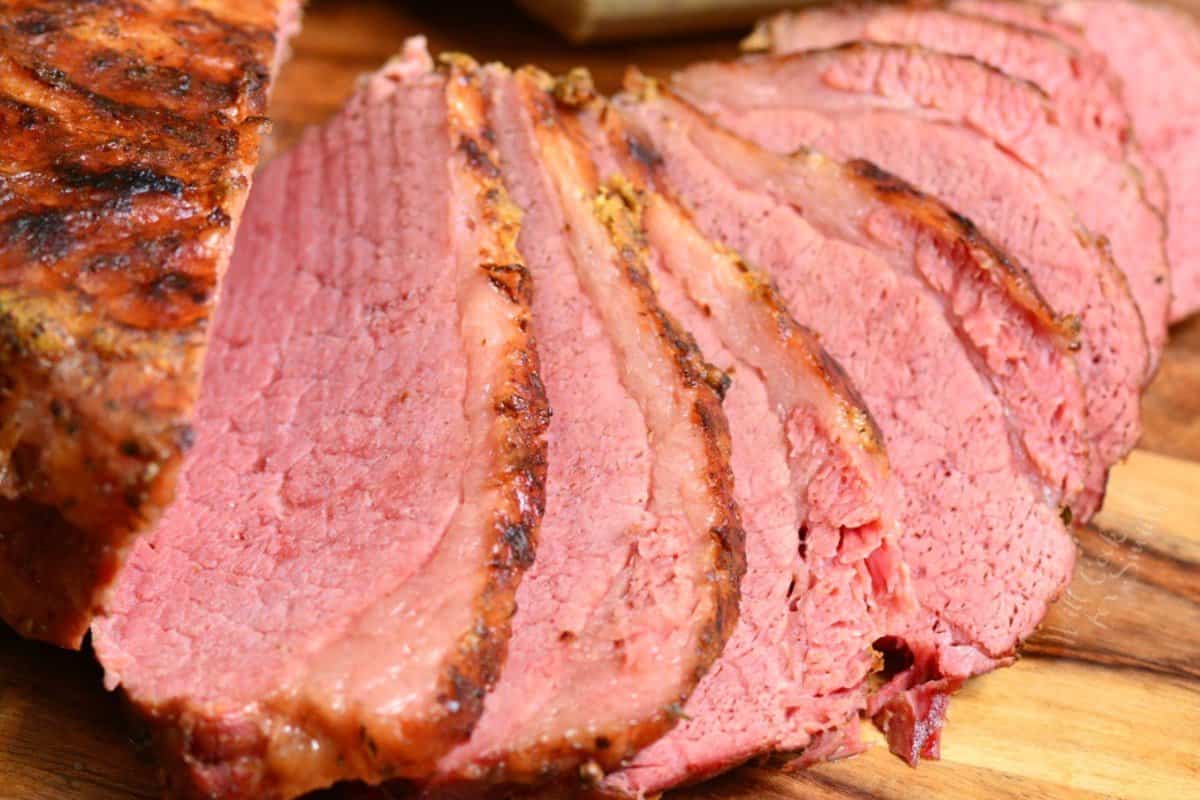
954 0 1200 321
94 47 550 800
0 0 299 646
753 0 1175 351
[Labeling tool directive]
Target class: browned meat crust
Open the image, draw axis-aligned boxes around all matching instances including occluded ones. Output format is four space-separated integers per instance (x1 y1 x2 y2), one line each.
0 0 295 645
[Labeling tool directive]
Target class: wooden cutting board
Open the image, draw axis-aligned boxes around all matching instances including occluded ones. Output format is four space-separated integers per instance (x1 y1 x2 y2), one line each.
2 2 1199 798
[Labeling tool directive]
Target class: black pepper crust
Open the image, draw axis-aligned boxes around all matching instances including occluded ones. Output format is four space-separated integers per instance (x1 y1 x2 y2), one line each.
0 0 294 646
127 54 551 800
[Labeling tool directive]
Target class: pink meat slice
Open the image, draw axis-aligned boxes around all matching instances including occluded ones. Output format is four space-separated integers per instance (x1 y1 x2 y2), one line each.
674 44 1150 514
956 0 1200 320
754 1 1172 355
550 96 914 793
614 79 1076 763
430 65 744 789
93 46 550 799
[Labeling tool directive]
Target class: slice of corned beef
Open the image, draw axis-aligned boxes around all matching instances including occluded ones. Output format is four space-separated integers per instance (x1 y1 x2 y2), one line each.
752 1 1173 356
552 85 914 794
0 0 299 647
956 0 1200 320
92 46 550 799
614 77 1077 764
429 64 744 791
675 44 1152 516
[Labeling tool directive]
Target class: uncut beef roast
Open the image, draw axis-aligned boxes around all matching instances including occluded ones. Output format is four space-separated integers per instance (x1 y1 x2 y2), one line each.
0 0 299 646
952 0 1200 320
429 63 744 791
93 47 551 799
562 81 914 794
674 43 1151 514
751 0 1172 356
613 77 1077 762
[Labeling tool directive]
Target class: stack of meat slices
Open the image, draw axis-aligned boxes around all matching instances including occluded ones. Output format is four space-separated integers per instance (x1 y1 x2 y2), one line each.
6 1 1200 798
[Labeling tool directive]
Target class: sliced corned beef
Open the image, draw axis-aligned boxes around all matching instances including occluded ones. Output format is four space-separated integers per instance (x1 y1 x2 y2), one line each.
955 0 1200 320
0 0 299 647
753 1 1172 357
625 75 1092 522
92 46 550 799
613 77 1076 762
562 88 914 794
674 44 1151 515
429 64 744 789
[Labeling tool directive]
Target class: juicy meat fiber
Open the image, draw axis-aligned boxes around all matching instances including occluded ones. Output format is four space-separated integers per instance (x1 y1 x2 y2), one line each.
93 47 550 800
430 65 744 790
0 0 299 646
571 93 912 795
675 44 1151 514
615 77 1076 761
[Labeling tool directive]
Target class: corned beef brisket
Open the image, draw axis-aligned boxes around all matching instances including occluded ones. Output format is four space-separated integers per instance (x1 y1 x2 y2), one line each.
93 48 551 798
0 0 299 647
41 2 1195 795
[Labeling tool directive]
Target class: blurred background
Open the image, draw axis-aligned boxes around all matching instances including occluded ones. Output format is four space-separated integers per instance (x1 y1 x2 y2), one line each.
267 0 810 151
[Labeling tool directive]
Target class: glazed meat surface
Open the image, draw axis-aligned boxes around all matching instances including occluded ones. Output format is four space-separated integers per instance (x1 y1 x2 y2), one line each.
0 0 299 645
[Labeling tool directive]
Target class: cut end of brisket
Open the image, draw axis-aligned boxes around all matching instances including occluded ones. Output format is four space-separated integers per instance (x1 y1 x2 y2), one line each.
0 0 300 647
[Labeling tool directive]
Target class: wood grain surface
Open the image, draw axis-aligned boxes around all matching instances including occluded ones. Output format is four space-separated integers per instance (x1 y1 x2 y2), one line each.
2 1 1199 798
